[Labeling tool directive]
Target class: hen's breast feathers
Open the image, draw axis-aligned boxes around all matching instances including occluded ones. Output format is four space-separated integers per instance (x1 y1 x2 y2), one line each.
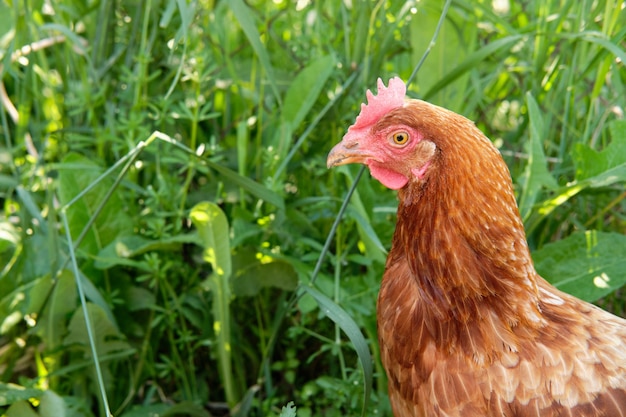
379 256 626 416
376 99 626 416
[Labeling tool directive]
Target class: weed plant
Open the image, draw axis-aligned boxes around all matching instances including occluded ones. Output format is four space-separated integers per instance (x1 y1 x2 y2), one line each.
1 0 625 416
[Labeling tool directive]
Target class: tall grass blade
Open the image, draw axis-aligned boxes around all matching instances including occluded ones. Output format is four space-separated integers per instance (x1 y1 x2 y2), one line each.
300 285 373 417
421 34 524 100
60 210 112 417
229 0 281 104
518 92 558 221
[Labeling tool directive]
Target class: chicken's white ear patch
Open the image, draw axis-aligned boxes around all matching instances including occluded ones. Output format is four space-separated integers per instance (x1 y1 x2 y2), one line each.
409 140 436 180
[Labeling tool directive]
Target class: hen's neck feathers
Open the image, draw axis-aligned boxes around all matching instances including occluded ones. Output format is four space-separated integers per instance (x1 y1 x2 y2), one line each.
385 100 543 331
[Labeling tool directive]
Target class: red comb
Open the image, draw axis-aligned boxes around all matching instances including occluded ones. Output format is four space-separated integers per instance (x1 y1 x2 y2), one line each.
349 77 406 131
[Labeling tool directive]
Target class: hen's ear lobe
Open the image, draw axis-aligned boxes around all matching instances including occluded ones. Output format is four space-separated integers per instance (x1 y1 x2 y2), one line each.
408 141 436 181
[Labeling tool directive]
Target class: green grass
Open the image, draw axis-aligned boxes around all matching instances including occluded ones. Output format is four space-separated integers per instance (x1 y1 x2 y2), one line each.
1 0 625 416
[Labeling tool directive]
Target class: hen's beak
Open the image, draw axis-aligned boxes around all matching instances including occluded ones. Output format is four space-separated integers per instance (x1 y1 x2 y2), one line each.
327 140 371 168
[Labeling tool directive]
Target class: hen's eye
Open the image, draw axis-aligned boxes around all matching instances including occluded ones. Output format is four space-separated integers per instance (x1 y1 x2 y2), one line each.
391 131 409 146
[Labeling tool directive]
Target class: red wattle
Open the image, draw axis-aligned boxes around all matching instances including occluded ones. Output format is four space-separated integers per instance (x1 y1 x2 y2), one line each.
369 163 409 190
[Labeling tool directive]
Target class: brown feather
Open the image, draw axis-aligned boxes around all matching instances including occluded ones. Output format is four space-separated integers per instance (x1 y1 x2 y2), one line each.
329 94 626 416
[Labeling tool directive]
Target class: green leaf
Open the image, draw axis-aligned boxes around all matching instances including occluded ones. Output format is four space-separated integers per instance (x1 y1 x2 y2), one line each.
120 401 212 417
94 233 200 269
161 401 213 417
279 401 297 417
64 303 132 356
524 74 626 235
5 400 39 417
38 271 77 350
0 0 14 39
348 208 388 257
572 119 626 180
0 383 43 407
0 219 20 253
56 153 133 256
39 390 67 417
63 303 133 387
125 286 156 312
189 202 236 407
120 404 169 417
205 159 285 210
525 163 626 234
422 34 525 101
560 31 626 69
0 221 20 278
299 285 372 417
336 167 387 264
232 251 298 297
190 202 232 279
410 0 476 109
518 93 558 221
282 55 335 129
228 0 281 104
533 230 626 302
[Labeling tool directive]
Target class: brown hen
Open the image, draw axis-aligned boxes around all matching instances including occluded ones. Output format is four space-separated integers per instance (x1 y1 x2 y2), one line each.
327 78 626 416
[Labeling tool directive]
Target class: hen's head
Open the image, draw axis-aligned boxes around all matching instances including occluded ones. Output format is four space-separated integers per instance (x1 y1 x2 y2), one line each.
327 77 498 192
327 77 434 189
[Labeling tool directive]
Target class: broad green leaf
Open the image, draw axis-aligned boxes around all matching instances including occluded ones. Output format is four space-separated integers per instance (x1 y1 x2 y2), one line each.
518 93 558 221
120 404 169 417
0 174 18 189
5 400 39 417
299 285 372 417
63 303 132 354
39 390 67 417
161 401 213 417
37 271 77 350
94 233 201 269
279 402 297 417
125 286 156 312
63 303 134 382
572 119 626 180
189 202 236 407
232 259 298 297
282 55 335 129
190 202 231 279
0 383 43 407
56 153 133 256
533 230 626 302
526 163 626 234
120 401 212 417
